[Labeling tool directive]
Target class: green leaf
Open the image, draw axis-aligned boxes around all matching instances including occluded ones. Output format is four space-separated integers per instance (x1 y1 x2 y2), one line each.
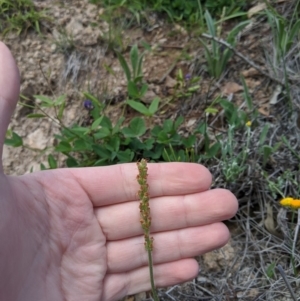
148 97 160 115
55 141 72 152
116 149 134 162
262 145 273 167
93 127 111 139
127 99 149 115
112 117 125 135
34 95 53 107
48 154 57 169
129 117 146 136
100 116 112 130
40 163 47 170
128 80 139 98
73 139 92 151
58 100 65 120
130 44 139 78
26 113 47 118
259 124 270 147
174 116 184 129
66 156 78 167
241 76 253 110
163 119 173 133
106 136 120 152
54 94 66 106
266 262 276 279
4 131 23 147
116 51 131 82
205 107 218 114
140 83 148 97
207 142 220 158
182 135 196 148
122 117 146 137
91 116 104 130
157 131 170 143
92 145 111 159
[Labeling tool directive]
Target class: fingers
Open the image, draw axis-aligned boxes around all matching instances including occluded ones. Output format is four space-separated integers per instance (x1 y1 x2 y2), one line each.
102 258 199 301
106 222 229 274
66 162 212 207
0 42 20 172
0 42 20 170
95 188 237 240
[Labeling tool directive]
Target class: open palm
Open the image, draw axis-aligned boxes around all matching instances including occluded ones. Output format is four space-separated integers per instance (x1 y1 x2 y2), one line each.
0 42 238 301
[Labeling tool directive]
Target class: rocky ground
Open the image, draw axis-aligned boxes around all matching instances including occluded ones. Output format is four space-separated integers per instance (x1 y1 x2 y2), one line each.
2 0 300 300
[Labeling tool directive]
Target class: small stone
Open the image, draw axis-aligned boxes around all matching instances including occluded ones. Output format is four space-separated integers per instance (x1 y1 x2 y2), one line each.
165 76 177 88
142 90 157 104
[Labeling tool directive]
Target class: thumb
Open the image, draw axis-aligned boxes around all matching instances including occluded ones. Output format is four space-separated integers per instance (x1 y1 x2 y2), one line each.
0 42 20 171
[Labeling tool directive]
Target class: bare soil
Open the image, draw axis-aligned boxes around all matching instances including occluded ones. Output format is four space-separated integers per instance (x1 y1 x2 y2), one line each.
2 0 300 300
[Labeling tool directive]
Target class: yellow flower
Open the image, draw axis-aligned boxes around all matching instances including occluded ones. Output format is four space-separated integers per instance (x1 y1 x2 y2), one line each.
246 121 252 127
280 197 300 209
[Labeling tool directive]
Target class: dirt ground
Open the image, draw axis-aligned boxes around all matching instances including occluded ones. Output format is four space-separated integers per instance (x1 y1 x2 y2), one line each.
2 0 300 300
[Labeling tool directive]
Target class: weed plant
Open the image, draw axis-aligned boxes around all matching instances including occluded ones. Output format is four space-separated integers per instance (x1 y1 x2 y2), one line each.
0 0 48 35
4 0 300 299
92 0 248 24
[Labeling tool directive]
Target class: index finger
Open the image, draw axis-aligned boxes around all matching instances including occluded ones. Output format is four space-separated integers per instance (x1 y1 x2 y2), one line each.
68 162 212 207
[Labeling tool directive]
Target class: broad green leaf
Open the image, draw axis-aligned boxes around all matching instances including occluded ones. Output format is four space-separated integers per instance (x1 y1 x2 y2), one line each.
174 116 184 129
128 80 139 98
100 116 112 130
55 141 72 152
93 127 111 139
182 135 196 148
58 101 65 120
148 97 160 115
54 95 66 106
205 107 218 114
66 156 78 167
129 117 146 136
48 154 57 169
130 44 139 78
127 99 149 115
4 131 23 147
73 139 92 151
34 95 53 107
107 136 120 152
116 149 134 162
163 119 173 133
140 83 148 97
92 145 111 159
91 116 104 130
112 116 125 135
116 51 131 82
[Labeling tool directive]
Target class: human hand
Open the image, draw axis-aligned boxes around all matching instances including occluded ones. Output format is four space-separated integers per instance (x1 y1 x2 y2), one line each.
0 41 238 301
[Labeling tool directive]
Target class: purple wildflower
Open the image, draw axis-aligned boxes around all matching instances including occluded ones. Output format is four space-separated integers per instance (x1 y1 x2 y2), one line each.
185 73 191 81
83 99 93 110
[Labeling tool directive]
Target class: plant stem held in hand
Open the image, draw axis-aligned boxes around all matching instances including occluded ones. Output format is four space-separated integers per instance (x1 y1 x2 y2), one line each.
137 159 159 301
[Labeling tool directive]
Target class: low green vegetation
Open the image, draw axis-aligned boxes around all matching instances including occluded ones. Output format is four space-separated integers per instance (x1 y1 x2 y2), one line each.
91 0 248 23
4 0 300 298
0 0 48 35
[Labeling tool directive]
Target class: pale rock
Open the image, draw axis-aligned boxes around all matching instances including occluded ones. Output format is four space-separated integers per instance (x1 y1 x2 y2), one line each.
66 18 84 36
142 90 157 104
165 76 177 88
25 128 50 150
222 82 243 95
241 67 260 77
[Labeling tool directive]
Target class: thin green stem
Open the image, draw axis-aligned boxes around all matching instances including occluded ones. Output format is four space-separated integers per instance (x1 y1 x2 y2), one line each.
147 249 159 301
